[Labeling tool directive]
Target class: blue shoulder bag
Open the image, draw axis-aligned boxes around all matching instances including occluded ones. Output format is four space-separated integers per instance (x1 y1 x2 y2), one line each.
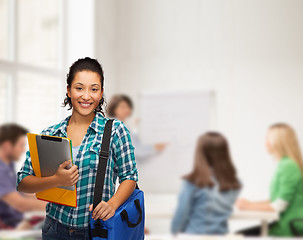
89 119 145 240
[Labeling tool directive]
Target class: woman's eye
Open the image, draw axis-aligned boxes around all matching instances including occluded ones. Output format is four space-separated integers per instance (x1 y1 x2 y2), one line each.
76 87 82 90
92 88 98 92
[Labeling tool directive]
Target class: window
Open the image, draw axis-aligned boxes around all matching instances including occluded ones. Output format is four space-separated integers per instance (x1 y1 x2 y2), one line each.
0 0 64 133
0 0 9 59
16 72 61 133
0 73 8 124
17 0 61 69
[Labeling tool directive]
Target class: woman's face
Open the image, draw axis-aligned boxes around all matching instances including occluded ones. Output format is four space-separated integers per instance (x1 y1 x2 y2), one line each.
67 71 103 116
114 101 132 121
265 131 274 155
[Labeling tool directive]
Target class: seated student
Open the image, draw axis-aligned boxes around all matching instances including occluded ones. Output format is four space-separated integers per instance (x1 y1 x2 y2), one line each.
0 123 46 229
236 123 303 237
171 132 241 235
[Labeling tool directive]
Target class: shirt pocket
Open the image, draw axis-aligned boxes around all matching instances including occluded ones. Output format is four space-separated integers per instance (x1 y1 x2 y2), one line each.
89 146 99 172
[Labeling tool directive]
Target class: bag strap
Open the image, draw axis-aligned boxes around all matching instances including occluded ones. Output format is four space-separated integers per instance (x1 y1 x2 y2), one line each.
92 119 114 209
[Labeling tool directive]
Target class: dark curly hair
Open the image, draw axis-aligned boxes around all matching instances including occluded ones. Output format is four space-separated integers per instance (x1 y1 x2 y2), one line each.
62 57 106 116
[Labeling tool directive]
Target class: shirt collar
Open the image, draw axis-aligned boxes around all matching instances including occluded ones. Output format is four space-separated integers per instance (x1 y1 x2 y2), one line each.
281 156 289 161
53 112 105 137
52 115 71 137
88 112 105 134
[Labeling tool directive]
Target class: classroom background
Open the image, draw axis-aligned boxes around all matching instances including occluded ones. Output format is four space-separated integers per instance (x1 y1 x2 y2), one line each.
1 0 303 238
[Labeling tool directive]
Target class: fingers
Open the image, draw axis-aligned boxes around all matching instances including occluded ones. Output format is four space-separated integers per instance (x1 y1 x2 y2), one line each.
71 169 79 178
99 208 111 220
72 174 79 184
95 208 111 221
92 202 108 220
103 211 115 221
69 165 78 173
92 201 104 219
89 204 93 212
92 201 115 221
60 160 71 168
72 173 79 180
91 202 115 221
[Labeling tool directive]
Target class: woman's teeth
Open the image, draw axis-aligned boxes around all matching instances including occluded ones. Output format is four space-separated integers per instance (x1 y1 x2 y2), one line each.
79 102 92 107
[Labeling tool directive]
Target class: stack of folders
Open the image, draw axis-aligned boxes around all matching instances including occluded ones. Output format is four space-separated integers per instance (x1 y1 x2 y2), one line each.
27 133 77 207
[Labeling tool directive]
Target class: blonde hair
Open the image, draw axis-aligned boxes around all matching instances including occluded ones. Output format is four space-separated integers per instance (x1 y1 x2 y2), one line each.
268 123 303 174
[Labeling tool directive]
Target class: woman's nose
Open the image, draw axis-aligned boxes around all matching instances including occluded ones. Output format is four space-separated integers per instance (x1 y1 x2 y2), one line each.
82 90 91 100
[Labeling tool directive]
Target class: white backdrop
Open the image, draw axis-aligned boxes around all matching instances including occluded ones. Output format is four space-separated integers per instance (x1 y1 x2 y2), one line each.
96 0 303 200
137 90 215 193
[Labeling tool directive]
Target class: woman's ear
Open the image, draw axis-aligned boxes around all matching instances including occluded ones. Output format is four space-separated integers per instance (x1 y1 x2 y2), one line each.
100 88 104 101
67 85 71 98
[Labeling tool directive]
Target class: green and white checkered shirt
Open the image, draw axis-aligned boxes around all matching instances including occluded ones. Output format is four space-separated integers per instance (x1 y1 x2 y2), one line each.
16 112 138 227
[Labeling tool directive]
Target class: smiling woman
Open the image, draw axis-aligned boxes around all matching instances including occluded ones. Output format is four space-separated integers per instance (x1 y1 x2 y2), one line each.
63 57 106 116
16 57 138 240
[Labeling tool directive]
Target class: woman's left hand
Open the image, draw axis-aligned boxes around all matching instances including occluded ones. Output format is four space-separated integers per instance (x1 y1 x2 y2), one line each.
236 198 251 209
89 201 115 221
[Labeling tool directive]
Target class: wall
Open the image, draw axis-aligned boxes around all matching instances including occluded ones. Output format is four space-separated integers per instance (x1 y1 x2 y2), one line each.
95 0 303 200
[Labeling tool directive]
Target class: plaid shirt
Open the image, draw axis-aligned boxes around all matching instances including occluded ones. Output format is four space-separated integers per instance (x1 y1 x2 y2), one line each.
16 112 138 227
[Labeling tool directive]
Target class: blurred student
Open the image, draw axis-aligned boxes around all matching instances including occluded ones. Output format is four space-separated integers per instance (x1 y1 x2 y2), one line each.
237 123 303 236
0 123 46 229
171 132 241 235
107 94 167 161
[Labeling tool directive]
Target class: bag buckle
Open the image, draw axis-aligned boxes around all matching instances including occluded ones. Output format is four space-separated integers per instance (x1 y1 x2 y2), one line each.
99 150 109 160
91 219 108 238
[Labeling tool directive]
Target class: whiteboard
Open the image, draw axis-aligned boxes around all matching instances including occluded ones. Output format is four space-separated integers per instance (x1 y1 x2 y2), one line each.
137 90 215 193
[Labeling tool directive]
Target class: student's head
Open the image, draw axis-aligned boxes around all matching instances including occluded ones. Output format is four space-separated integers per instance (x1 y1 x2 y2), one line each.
63 57 106 116
184 132 240 191
107 94 133 121
266 123 303 173
0 123 28 162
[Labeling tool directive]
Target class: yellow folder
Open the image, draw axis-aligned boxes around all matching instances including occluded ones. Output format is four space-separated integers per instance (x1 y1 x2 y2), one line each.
27 133 77 207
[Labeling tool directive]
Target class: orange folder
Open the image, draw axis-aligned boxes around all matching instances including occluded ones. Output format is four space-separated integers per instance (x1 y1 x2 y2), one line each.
27 133 77 207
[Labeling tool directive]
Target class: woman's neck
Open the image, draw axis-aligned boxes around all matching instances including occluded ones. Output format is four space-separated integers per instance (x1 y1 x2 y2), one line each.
273 153 282 161
69 110 96 126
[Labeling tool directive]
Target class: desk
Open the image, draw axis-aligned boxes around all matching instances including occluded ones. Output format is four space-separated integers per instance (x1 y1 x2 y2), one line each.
231 209 279 236
145 194 279 236
19 201 279 237
0 230 41 239
145 234 283 240
146 235 236 240
24 211 45 220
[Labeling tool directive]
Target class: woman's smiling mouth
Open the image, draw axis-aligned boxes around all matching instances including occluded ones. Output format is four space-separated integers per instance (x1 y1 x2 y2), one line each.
79 102 93 108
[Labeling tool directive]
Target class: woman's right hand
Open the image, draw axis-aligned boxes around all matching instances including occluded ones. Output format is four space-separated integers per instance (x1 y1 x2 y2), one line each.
236 198 251 210
54 160 79 187
154 142 168 152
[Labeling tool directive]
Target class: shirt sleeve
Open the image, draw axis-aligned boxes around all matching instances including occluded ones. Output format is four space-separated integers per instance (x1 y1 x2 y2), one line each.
275 160 302 202
171 180 199 234
129 130 157 161
113 121 138 184
16 150 35 190
0 169 15 198
270 198 289 212
16 127 51 191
